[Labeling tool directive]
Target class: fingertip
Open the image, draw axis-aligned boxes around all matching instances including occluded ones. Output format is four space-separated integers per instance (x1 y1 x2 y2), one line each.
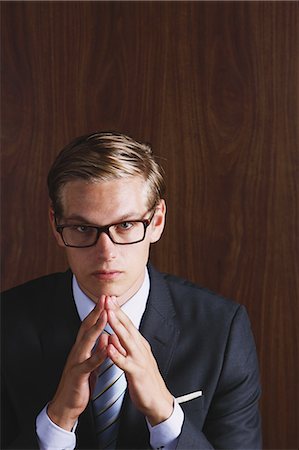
107 343 119 359
108 334 127 357
107 344 126 370
99 332 109 348
93 296 104 313
111 296 118 306
106 295 119 310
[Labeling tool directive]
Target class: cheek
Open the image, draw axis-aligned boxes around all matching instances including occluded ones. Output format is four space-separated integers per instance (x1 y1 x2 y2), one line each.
65 249 90 271
120 243 150 267
133 243 151 264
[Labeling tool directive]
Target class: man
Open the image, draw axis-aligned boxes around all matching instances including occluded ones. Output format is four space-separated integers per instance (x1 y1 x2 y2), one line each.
1 132 262 449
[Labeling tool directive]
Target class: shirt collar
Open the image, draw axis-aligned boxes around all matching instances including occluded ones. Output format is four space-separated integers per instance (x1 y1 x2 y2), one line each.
72 269 150 330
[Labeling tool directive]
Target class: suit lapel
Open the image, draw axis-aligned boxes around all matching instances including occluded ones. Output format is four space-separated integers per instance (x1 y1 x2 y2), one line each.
117 265 180 449
141 265 180 378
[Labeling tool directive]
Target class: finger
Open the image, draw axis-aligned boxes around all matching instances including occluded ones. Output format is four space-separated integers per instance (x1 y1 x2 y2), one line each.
107 343 127 371
107 308 142 356
96 331 109 352
106 296 139 339
77 295 106 340
76 310 108 360
83 332 109 373
82 342 107 373
85 309 108 345
108 333 127 357
106 297 150 356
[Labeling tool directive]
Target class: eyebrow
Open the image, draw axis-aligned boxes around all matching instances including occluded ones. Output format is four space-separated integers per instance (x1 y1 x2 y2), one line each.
62 212 144 226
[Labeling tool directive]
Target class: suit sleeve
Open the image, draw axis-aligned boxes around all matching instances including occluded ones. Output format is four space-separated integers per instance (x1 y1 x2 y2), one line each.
176 305 262 449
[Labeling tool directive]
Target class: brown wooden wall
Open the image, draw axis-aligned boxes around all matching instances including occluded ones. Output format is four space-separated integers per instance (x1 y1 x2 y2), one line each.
1 2 298 448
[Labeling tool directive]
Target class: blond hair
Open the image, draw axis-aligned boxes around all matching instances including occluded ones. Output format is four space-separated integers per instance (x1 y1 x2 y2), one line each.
47 131 165 217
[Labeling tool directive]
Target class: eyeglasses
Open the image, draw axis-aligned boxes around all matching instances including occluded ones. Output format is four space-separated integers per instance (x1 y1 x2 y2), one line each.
55 209 156 248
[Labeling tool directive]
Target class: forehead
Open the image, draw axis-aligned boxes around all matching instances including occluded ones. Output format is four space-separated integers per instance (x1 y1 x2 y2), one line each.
60 176 150 222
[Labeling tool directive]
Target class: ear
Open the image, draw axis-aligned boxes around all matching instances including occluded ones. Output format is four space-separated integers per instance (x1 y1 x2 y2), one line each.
49 205 65 248
150 199 166 244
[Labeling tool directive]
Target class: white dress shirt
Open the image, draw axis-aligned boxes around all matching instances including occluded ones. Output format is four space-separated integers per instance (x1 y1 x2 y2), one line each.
36 269 184 449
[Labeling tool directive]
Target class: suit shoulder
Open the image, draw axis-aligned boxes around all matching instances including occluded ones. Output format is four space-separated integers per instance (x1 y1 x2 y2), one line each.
1 271 71 309
162 271 240 315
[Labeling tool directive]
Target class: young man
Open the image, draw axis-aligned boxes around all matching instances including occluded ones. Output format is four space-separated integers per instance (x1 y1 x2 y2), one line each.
1 132 262 449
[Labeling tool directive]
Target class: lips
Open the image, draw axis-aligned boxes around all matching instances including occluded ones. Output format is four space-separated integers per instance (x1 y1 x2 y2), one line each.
92 270 122 280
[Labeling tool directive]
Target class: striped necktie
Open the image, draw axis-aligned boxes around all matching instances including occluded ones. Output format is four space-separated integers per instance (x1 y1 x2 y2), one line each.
92 327 127 449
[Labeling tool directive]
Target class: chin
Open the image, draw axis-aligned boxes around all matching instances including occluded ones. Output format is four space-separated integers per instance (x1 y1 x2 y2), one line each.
91 281 121 298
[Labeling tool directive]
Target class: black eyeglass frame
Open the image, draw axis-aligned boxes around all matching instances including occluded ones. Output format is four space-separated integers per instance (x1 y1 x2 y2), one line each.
55 208 156 248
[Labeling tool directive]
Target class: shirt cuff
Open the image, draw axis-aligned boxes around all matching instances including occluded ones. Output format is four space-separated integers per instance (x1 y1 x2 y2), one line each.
146 398 184 449
36 404 77 450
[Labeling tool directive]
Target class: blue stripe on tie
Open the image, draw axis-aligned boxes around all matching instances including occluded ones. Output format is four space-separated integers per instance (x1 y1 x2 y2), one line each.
94 374 127 416
92 354 127 449
94 390 126 431
92 365 124 401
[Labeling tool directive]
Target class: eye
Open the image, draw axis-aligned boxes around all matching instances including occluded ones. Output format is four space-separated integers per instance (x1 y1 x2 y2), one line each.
73 225 90 233
117 221 134 231
114 222 136 234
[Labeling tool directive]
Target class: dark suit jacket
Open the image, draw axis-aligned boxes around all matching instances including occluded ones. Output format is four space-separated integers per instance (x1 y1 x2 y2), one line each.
1 264 262 449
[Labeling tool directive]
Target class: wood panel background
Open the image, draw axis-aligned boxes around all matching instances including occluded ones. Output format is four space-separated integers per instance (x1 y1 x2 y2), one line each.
1 1 298 448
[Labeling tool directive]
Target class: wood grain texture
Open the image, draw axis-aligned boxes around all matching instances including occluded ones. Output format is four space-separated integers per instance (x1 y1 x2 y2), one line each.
1 2 298 448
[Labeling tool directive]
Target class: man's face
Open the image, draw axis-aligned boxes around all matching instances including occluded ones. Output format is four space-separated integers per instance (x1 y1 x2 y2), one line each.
50 176 166 305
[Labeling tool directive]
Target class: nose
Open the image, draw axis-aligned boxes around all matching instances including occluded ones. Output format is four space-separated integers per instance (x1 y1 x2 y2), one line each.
95 231 117 260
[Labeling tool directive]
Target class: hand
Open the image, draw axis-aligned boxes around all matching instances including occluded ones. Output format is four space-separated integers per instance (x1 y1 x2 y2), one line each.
105 296 174 426
48 295 109 431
